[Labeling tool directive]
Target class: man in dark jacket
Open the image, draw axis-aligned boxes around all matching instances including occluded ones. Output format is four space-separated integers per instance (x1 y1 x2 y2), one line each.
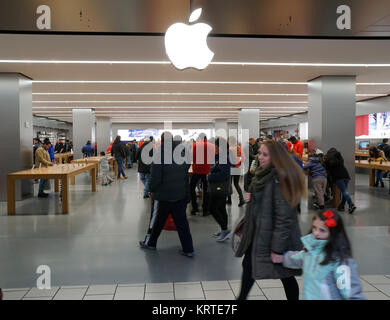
82 140 94 157
379 138 390 159
111 136 127 179
124 143 132 168
136 138 153 198
139 132 194 257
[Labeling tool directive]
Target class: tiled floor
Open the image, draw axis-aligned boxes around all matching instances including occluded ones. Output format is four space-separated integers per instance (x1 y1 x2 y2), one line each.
1 167 390 289
3 275 390 300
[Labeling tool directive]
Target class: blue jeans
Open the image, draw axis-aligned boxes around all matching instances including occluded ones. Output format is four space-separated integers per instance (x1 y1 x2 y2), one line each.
126 155 132 167
140 173 151 196
376 170 383 184
38 179 47 194
335 179 353 207
116 157 126 178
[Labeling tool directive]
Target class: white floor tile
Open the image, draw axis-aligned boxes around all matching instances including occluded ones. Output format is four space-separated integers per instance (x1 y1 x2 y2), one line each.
174 282 200 285
114 286 145 300
3 288 30 292
86 285 117 295
360 279 379 292
60 285 88 289
53 288 87 300
364 291 390 300
360 275 390 284
256 279 284 288
23 297 53 300
174 284 204 299
247 295 268 300
24 287 60 298
204 290 235 300
228 280 241 284
144 292 174 300
83 294 114 300
118 283 145 287
3 290 29 300
182 298 205 300
202 281 230 291
146 283 173 293
262 288 287 300
373 285 390 297
229 282 264 297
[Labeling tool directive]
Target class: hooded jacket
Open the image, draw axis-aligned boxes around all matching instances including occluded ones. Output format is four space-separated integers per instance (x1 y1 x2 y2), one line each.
303 157 327 179
283 233 365 300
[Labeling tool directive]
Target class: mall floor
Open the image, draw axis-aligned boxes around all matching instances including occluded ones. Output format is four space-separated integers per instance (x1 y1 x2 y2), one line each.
1 165 390 300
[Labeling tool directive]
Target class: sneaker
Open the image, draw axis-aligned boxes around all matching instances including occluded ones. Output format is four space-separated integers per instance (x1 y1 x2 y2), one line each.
38 192 49 198
348 205 357 214
380 182 385 188
216 230 231 242
108 180 113 185
143 194 150 199
139 241 156 250
124 176 128 179
337 205 345 212
179 250 195 258
238 200 245 207
101 183 108 186
212 231 221 238
313 202 320 210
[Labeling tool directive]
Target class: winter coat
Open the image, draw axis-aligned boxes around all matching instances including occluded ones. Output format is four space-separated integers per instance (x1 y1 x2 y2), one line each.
283 233 366 300
136 141 153 174
35 146 52 167
208 153 231 183
47 144 55 161
191 141 215 175
82 144 94 157
149 145 191 202
303 157 327 179
325 151 350 182
379 143 390 159
99 156 110 172
111 141 126 158
235 172 303 280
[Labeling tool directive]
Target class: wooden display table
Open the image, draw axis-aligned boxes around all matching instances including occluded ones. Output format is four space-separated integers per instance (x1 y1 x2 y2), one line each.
7 163 97 215
355 151 369 159
355 160 390 192
54 152 73 164
71 156 117 184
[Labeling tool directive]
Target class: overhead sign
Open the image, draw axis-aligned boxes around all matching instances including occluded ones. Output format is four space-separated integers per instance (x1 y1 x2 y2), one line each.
0 0 390 37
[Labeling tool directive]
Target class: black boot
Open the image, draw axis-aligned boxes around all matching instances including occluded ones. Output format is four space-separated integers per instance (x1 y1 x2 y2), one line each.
226 197 232 205
374 182 379 187
381 181 385 188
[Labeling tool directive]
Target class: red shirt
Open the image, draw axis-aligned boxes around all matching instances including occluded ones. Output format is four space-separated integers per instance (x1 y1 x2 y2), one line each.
292 140 304 158
192 141 215 174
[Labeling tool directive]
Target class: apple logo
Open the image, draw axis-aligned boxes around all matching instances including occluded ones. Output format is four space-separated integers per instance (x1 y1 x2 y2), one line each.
165 8 214 70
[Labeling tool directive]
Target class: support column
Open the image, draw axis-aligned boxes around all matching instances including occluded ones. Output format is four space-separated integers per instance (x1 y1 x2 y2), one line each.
72 109 95 159
308 76 356 193
0 73 33 201
238 109 260 139
214 119 228 139
96 116 112 153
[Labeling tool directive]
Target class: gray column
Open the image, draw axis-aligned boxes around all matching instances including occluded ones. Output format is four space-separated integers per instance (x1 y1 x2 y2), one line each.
0 73 33 201
308 76 356 192
214 119 228 139
72 109 95 159
96 117 112 153
238 109 260 139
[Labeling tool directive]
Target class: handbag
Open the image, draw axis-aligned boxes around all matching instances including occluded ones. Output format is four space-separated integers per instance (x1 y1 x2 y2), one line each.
232 216 245 254
163 214 177 231
209 179 230 195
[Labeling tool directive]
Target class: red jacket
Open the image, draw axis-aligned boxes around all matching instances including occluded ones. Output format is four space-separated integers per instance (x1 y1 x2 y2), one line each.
192 141 215 174
292 140 304 158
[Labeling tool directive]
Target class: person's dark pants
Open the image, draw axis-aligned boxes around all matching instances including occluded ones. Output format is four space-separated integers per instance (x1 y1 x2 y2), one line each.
376 170 384 184
209 194 228 231
190 174 208 211
335 178 353 207
116 157 126 178
237 245 299 300
228 175 244 202
147 199 194 253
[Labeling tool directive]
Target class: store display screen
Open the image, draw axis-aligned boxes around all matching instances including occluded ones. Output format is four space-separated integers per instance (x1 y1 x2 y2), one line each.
359 141 370 149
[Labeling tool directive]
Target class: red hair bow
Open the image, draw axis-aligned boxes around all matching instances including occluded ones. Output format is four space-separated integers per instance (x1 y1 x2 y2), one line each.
322 210 337 228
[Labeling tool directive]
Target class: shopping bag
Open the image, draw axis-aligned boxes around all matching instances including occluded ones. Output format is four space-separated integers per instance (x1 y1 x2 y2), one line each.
232 216 245 254
163 214 177 231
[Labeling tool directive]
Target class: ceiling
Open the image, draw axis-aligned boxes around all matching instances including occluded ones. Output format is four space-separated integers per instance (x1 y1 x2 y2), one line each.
1 33 390 125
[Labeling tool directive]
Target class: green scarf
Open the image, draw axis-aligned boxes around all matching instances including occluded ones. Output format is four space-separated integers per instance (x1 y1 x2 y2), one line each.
249 165 275 193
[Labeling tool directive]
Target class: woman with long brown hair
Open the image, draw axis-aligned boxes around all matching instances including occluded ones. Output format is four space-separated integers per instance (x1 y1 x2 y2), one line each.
235 140 306 300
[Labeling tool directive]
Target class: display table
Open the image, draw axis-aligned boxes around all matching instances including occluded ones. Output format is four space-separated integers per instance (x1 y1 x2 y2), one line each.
355 151 369 159
355 160 390 192
7 163 97 215
54 152 73 164
71 156 117 184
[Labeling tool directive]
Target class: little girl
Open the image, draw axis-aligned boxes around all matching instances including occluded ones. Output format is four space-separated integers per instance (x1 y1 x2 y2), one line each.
281 210 365 300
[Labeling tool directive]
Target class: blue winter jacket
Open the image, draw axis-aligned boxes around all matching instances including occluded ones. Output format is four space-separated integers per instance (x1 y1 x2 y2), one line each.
48 144 55 161
303 157 327 179
283 233 365 300
82 143 95 157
